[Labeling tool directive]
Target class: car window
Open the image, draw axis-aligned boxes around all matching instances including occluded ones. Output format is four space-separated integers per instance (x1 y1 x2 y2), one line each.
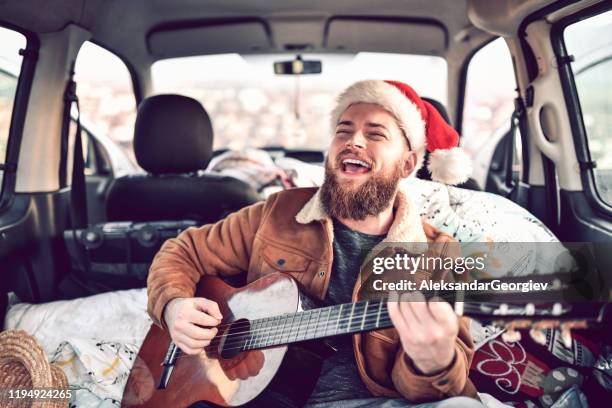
564 9 612 207
74 42 137 166
67 119 106 176
462 38 517 189
0 26 26 197
152 53 447 151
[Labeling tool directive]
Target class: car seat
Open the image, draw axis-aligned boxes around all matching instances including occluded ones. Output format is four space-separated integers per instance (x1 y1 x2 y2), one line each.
105 94 260 223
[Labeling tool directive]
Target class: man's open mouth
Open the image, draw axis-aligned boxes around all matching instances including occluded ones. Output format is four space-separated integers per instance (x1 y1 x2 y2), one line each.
340 158 372 174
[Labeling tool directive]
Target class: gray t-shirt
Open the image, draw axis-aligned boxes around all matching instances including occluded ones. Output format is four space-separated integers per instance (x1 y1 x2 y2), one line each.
306 218 386 404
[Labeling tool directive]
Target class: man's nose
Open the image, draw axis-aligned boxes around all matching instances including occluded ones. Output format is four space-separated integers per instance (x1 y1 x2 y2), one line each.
345 130 366 149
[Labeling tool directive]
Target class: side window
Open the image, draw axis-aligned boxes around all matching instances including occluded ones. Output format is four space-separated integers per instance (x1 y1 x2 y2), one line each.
68 119 111 176
564 9 612 207
462 38 518 190
74 42 137 173
0 26 27 198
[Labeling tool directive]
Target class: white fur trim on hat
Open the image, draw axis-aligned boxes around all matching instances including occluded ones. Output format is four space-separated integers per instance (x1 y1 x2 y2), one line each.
427 146 473 185
330 80 427 171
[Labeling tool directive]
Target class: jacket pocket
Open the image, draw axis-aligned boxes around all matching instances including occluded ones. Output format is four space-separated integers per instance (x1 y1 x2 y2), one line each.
259 244 312 283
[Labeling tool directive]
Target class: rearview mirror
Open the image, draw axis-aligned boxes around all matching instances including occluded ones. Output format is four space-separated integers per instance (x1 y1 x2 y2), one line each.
274 55 321 75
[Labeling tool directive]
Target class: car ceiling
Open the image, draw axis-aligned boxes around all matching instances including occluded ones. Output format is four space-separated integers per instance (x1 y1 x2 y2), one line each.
0 0 550 66
1 0 560 69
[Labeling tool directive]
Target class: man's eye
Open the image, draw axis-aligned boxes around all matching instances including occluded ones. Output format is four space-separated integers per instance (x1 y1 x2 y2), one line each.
368 133 385 139
336 130 350 135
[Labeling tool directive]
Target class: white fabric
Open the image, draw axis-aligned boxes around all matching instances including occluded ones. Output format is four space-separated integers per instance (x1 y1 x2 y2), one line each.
4 289 151 407
401 178 574 277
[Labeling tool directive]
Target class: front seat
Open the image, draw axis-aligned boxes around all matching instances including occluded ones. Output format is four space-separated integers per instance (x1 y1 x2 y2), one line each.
417 97 481 191
105 94 261 224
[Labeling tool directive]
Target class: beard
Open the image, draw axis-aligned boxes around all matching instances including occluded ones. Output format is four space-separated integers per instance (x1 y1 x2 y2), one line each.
320 154 403 221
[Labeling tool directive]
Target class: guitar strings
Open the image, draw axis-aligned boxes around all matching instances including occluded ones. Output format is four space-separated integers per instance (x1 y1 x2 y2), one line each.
211 304 390 344
185 294 540 335
170 301 546 360
190 286 461 333
171 299 560 361
174 316 397 360
206 301 542 350
181 299 555 343
184 311 396 358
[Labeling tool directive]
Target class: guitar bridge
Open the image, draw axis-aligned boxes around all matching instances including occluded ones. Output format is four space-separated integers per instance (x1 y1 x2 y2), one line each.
157 343 180 390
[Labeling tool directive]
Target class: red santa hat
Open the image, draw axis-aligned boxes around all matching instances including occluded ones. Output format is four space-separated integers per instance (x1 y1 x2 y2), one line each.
330 79 472 185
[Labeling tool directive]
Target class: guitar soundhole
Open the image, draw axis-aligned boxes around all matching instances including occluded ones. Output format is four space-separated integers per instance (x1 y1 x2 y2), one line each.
219 318 251 359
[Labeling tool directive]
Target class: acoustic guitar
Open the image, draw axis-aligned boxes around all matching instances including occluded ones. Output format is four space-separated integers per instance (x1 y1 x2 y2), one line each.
122 272 607 408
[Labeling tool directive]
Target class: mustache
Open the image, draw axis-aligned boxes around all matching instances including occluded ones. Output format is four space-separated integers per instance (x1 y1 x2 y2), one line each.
332 149 374 168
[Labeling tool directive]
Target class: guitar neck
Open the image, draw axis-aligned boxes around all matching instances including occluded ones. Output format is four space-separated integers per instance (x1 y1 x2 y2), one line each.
242 298 391 351
239 298 604 352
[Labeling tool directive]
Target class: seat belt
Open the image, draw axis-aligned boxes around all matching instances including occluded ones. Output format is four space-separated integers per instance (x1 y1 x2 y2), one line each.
507 96 530 209
60 62 88 228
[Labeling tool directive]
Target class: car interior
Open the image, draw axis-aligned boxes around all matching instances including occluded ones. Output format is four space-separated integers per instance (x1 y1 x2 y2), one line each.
0 0 611 407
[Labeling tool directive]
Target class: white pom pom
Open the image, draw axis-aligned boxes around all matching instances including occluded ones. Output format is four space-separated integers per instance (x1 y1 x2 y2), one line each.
427 147 473 185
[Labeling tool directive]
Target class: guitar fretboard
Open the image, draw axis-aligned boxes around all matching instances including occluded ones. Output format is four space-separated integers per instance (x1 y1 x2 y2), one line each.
242 298 391 351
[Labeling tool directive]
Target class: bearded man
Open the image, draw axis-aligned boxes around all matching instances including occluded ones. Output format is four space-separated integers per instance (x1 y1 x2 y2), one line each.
147 80 481 407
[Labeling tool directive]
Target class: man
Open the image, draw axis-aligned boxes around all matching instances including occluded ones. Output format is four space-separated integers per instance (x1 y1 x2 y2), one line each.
147 80 481 407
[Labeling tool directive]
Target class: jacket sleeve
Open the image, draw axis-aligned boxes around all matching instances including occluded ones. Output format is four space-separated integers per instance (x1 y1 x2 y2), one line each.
147 198 269 329
390 222 477 401
391 317 476 401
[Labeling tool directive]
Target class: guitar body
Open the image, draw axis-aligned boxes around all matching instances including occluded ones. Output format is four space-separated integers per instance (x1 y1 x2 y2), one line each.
122 273 300 408
122 270 600 408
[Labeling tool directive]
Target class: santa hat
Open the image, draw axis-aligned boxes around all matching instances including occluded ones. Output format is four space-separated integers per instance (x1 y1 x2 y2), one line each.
330 79 472 185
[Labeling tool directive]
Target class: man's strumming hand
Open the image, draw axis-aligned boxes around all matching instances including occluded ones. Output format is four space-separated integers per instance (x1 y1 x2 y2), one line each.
163 297 223 355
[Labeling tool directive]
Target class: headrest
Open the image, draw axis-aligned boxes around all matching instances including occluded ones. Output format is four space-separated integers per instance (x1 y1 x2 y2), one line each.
421 97 452 125
134 94 213 174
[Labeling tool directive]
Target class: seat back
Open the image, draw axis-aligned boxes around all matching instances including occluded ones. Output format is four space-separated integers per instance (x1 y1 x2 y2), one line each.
106 94 260 223
417 97 480 191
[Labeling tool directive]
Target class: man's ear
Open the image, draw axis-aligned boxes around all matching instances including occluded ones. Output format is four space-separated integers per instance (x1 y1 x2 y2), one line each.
401 150 417 178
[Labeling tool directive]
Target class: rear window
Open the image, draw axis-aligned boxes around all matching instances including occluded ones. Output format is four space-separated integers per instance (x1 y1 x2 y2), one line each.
0 26 27 198
152 53 447 150
563 9 612 207
75 42 137 165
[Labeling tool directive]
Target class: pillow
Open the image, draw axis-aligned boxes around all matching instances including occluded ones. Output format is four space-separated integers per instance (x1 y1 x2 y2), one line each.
401 178 574 278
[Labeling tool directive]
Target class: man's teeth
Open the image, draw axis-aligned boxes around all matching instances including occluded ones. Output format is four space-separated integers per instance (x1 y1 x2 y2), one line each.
342 159 371 169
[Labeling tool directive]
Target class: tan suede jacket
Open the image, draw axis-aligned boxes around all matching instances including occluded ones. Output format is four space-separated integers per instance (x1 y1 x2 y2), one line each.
147 187 477 402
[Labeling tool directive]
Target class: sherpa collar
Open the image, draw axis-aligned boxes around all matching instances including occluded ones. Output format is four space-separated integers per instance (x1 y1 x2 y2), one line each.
295 187 427 244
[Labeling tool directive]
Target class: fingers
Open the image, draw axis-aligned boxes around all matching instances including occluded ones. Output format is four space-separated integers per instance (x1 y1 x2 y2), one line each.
397 292 428 345
225 368 237 381
171 320 217 346
175 337 206 355
194 298 223 320
238 352 265 379
251 351 264 375
389 292 457 344
400 292 426 326
387 300 410 339
390 292 459 374
182 323 218 342
176 332 209 351
428 297 459 329
188 308 222 328
174 323 218 355
167 297 223 354
235 364 250 380
222 352 265 380
427 303 458 342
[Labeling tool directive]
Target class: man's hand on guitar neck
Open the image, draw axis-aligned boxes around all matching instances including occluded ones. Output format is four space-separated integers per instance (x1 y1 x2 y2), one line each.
163 297 223 355
387 291 459 376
